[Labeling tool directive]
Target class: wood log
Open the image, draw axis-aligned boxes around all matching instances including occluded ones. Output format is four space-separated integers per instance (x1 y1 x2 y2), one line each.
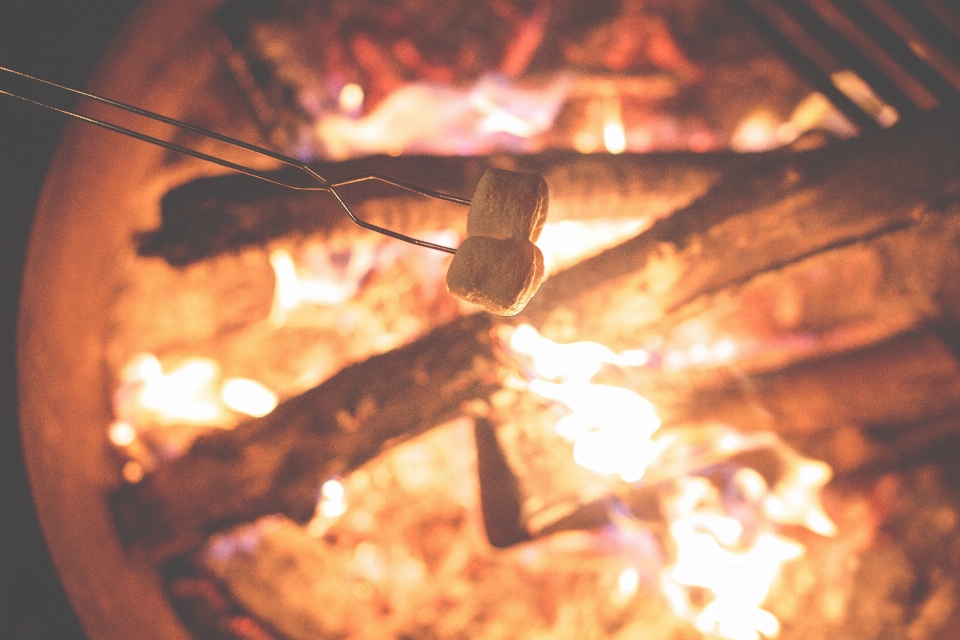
138 151 745 266
112 110 960 560
111 313 501 561
519 108 960 350
622 202 960 414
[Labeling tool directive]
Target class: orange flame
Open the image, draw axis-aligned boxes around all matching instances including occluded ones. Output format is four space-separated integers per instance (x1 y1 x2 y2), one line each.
315 74 570 159
535 219 649 274
269 242 378 325
510 324 659 482
505 325 836 639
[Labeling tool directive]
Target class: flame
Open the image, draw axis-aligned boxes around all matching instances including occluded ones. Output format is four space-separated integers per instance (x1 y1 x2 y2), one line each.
221 378 279 418
268 241 378 325
315 73 570 159
505 324 836 639
654 429 835 640
510 325 659 482
662 474 804 640
535 219 648 274
113 353 278 431
129 354 226 424
602 92 627 155
730 110 782 152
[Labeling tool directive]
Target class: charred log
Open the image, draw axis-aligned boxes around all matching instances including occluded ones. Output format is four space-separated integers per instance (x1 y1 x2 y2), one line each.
138 151 743 266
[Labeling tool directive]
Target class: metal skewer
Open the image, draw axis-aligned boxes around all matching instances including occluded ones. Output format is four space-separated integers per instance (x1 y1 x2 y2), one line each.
0 65 464 254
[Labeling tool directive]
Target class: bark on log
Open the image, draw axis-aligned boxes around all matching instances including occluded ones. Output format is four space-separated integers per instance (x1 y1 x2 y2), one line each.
138 151 747 266
112 110 960 560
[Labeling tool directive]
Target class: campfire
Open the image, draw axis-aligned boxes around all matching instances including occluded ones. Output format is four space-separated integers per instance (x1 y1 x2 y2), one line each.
16 1 960 640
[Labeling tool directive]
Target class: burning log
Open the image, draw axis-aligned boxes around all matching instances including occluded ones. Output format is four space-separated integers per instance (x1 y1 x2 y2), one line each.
111 314 502 561
113 109 960 561
520 108 960 349
628 203 960 416
138 151 744 266
687 328 960 470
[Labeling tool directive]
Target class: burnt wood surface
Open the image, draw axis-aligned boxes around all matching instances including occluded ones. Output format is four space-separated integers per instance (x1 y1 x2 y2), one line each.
138 151 748 265
113 109 960 561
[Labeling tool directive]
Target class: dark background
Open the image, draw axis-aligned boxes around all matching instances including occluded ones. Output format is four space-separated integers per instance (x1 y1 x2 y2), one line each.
0 2 142 638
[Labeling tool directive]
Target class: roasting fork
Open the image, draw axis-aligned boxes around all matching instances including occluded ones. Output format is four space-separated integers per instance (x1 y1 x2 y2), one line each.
0 65 464 254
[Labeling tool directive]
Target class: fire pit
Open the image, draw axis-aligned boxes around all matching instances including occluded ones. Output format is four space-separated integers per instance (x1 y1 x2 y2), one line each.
17 1 960 640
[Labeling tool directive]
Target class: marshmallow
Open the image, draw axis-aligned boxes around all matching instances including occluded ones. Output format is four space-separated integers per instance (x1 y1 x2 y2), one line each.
467 168 549 242
446 236 545 316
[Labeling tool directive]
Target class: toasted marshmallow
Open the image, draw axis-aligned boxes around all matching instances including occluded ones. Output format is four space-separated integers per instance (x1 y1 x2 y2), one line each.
446 236 545 316
467 168 549 242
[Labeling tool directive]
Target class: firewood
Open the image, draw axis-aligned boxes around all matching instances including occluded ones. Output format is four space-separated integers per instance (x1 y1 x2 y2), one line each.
472 391 616 545
113 110 960 561
623 204 960 414
111 313 502 561
685 329 960 454
520 108 960 349
138 151 746 266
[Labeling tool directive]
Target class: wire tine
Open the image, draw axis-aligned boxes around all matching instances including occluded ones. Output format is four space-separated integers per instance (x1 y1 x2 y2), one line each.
329 173 472 206
0 87 325 191
326 186 458 254
0 65 327 189
0 65 461 254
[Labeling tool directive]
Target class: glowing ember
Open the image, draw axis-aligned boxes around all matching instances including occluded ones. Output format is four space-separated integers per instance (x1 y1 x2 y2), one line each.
616 566 641 600
121 460 145 484
221 378 279 418
108 420 137 447
831 69 899 127
318 478 348 518
269 242 378 324
338 82 365 114
505 324 837 639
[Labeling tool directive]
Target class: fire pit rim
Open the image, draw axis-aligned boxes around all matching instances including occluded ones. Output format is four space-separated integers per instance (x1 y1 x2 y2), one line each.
16 1 225 639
